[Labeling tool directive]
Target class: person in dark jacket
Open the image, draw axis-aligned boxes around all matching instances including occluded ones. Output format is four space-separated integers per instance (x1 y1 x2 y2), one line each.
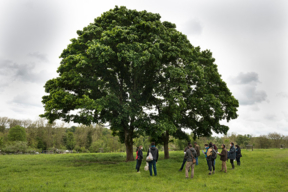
218 144 228 173
235 145 242 166
194 142 200 165
207 142 215 175
228 142 236 169
184 144 197 179
179 142 191 171
135 147 139 170
146 142 159 176
136 146 143 173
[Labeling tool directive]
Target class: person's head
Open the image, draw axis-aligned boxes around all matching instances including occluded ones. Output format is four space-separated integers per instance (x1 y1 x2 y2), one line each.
209 142 213 148
230 142 234 146
151 142 155 146
235 145 240 149
136 147 139 152
222 144 225 149
194 142 197 146
205 144 208 147
189 144 193 148
188 142 191 146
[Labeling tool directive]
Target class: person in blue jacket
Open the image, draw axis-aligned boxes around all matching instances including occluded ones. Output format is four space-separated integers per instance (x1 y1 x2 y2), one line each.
235 145 242 166
228 142 236 169
204 144 209 170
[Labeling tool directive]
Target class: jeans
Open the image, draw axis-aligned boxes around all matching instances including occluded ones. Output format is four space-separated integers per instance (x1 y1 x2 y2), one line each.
136 160 142 172
206 159 209 169
208 159 215 172
136 160 139 169
195 157 199 165
214 159 216 166
148 160 157 176
180 158 187 170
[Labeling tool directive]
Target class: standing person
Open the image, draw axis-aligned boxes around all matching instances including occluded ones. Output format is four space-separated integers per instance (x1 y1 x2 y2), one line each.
147 142 159 176
194 142 200 165
207 142 215 175
212 144 217 166
179 142 191 171
218 144 228 173
228 142 236 169
136 146 143 173
135 147 139 170
236 145 242 166
204 144 209 170
184 144 197 179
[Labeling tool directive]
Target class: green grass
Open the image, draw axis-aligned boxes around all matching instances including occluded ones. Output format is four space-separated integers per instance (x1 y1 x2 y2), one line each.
0 149 287 192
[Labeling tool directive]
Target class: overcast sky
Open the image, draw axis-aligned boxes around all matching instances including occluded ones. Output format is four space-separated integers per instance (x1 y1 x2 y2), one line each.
0 0 287 136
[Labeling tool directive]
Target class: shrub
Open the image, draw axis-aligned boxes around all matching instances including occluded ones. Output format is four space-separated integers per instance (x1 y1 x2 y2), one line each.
8 125 26 142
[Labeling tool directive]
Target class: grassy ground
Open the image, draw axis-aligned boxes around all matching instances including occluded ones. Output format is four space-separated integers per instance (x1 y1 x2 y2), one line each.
0 149 287 192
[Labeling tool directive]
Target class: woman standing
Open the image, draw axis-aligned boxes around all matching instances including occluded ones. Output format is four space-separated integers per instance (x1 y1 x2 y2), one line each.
135 147 139 170
207 142 215 175
228 142 236 169
236 145 242 166
136 146 143 173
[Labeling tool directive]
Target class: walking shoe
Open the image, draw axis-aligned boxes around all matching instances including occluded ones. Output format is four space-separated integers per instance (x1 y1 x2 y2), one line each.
212 171 215 174
208 173 212 175
137 171 140 173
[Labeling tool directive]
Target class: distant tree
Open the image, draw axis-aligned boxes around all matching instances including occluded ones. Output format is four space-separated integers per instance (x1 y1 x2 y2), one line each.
236 134 251 147
66 132 76 150
86 130 93 149
37 138 47 151
268 132 283 148
8 125 27 142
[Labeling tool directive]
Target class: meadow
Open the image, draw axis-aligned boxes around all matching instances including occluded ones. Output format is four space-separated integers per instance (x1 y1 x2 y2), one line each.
0 149 287 192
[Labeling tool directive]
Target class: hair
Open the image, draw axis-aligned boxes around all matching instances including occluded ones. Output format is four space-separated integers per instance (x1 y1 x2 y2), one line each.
151 142 155 146
236 145 240 148
136 147 139 152
188 142 191 145
209 142 213 148
189 144 193 148
231 142 234 146
194 142 197 144
204 144 208 146
222 144 226 148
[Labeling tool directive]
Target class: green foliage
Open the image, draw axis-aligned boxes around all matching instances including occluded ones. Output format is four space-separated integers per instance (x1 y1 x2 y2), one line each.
2 141 28 153
236 134 251 147
8 125 26 142
0 125 5 133
66 132 76 150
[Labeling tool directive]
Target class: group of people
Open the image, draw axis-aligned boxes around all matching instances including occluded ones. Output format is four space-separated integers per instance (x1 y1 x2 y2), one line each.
135 141 242 179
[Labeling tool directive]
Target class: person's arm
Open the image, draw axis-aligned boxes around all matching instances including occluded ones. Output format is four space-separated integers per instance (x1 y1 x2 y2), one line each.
139 150 143 159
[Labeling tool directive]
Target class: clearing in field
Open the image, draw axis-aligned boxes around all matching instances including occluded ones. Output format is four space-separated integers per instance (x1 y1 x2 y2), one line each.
0 149 287 192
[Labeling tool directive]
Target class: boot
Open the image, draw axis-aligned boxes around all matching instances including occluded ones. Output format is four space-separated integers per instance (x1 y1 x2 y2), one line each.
237 162 240 166
231 163 234 169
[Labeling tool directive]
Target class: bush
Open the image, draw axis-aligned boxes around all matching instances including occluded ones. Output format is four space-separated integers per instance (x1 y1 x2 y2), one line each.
8 125 26 142
3 141 28 153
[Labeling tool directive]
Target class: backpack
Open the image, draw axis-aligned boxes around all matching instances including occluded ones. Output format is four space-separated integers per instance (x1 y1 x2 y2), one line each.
211 148 217 159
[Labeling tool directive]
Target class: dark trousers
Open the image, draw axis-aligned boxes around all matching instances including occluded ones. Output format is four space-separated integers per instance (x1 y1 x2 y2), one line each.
136 160 142 172
230 159 234 168
136 160 139 169
236 157 240 163
180 158 187 170
208 159 215 171
148 160 157 176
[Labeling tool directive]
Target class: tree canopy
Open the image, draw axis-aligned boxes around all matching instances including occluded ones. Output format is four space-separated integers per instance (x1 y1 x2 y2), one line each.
40 6 238 161
8 125 27 142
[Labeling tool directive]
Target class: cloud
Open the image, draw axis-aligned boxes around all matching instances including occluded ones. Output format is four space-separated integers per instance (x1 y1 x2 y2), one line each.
229 72 267 105
229 72 259 84
0 59 50 90
277 92 288 98
9 94 42 108
28 52 48 62
182 19 203 36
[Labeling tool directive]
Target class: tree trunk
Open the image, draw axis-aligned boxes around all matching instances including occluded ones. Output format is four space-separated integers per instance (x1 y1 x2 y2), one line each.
125 129 134 162
163 131 169 159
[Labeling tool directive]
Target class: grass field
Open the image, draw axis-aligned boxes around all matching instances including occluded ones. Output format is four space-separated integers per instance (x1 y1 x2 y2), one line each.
0 149 287 192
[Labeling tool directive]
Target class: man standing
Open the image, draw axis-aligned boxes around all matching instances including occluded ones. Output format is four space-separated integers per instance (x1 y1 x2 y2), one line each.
184 144 197 179
179 142 191 171
218 144 227 173
228 142 236 169
147 142 159 176
194 142 200 165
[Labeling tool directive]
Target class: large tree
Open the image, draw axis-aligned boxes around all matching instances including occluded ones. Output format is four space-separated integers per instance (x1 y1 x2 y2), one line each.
40 6 238 161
